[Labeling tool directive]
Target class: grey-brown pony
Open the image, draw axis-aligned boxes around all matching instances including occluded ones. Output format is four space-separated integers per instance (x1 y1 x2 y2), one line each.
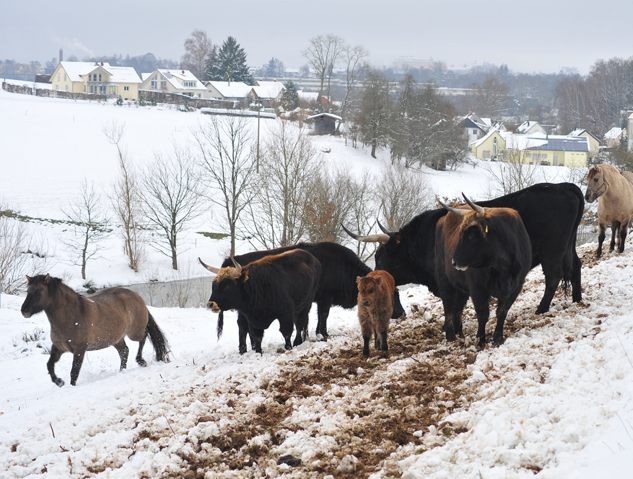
21 274 169 387
585 164 633 258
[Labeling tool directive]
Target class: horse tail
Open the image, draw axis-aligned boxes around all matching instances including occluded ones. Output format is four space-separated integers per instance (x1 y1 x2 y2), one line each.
146 312 170 362
217 311 224 340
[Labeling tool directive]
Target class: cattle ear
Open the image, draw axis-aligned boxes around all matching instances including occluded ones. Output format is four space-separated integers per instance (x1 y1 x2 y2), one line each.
375 276 382 285
44 274 51 284
26 275 32 284
356 276 362 284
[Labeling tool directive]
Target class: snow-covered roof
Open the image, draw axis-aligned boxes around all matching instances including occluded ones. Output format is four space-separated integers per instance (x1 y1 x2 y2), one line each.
471 127 501 148
205 81 253 98
298 91 318 101
569 128 586 137
307 113 342 121
517 120 542 134
499 131 548 150
58 62 140 84
252 81 285 99
604 127 625 140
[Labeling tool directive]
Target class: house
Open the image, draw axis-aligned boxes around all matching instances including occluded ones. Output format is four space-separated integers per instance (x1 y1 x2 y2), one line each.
517 120 547 135
472 130 589 167
140 69 207 98
604 127 627 148
251 81 285 105
460 112 505 147
307 113 342 135
204 81 253 102
50 61 142 100
569 128 600 158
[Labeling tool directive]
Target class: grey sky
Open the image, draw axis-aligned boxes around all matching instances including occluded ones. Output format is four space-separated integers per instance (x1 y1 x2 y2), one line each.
2 0 632 75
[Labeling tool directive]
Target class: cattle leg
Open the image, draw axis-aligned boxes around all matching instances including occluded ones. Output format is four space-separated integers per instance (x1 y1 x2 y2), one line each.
379 331 388 352
47 344 66 387
237 313 249 354
316 299 331 338
597 222 607 258
493 289 521 346
113 339 130 370
610 220 621 252
392 289 405 319
279 317 294 351
536 268 562 314
442 291 468 342
471 291 490 348
618 219 630 253
69 349 87 386
362 335 371 358
571 250 583 303
359 307 373 357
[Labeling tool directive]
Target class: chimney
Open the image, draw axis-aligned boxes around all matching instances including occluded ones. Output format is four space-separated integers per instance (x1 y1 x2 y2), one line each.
182 70 185 74
59 48 63 62
101 62 104 66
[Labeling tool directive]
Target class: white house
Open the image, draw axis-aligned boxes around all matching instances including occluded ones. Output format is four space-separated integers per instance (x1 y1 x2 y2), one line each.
251 81 285 103
204 81 253 101
140 69 207 97
517 120 547 135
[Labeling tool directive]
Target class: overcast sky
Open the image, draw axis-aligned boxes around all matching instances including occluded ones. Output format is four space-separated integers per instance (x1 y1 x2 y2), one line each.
2 0 632 75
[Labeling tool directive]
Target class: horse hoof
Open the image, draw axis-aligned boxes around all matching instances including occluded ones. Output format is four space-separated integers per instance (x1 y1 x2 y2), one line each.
137 359 147 367
475 338 486 349
493 336 505 346
53 378 65 387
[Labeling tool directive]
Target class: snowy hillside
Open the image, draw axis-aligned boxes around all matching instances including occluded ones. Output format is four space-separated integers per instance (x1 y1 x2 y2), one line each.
1 89 631 478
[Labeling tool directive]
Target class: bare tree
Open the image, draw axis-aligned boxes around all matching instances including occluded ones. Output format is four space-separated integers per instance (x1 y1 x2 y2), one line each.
375 164 434 231
341 44 369 121
357 68 391 158
302 34 344 104
62 180 111 280
484 141 539 196
0 206 30 293
104 121 146 272
141 146 204 270
193 115 257 257
247 122 321 249
181 29 216 81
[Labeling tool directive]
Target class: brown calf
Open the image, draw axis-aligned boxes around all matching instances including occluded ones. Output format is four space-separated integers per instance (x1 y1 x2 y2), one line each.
356 270 396 357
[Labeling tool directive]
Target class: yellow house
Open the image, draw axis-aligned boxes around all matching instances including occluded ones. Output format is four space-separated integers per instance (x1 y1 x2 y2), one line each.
472 130 589 167
140 69 207 97
569 129 600 158
50 61 142 100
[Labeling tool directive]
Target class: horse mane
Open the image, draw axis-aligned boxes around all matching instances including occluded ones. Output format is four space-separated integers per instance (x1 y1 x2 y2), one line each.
31 275 85 302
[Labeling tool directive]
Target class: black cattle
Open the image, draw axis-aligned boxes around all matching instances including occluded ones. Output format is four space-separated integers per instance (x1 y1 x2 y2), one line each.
208 242 405 354
200 249 321 353
436 196 532 346
344 182 583 314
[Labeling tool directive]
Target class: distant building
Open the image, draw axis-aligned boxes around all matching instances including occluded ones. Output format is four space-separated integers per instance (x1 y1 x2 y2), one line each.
604 127 626 147
517 120 546 136
393 57 447 71
50 61 141 100
251 81 285 105
569 128 601 159
204 81 253 102
140 69 207 98
307 113 342 135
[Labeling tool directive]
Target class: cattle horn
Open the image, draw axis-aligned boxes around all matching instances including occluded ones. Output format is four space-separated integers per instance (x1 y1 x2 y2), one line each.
230 257 242 278
377 219 393 235
341 223 390 244
198 257 220 274
438 199 468 216
462 193 485 217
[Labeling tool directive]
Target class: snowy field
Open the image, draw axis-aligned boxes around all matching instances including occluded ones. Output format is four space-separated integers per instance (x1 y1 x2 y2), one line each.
1 88 632 478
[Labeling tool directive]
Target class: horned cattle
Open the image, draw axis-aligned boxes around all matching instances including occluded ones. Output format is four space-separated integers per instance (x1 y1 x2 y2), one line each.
209 242 404 354
343 182 583 314
200 249 321 353
356 270 396 357
436 196 531 346
585 164 633 258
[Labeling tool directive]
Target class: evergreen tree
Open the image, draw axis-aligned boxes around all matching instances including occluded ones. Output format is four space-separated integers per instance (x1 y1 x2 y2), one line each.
282 80 299 110
205 36 254 85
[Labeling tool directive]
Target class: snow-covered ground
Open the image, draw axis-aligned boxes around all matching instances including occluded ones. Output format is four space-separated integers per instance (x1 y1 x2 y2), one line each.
1 88 631 478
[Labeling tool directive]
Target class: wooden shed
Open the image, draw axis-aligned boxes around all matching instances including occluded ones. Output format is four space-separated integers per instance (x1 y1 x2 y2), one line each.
307 112 342 135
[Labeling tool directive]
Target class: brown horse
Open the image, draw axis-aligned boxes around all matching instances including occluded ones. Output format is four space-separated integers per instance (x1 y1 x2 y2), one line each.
585 164 633 258
21 274 169 387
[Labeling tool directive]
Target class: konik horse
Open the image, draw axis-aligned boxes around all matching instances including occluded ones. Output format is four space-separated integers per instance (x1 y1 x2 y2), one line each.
585 164 633 258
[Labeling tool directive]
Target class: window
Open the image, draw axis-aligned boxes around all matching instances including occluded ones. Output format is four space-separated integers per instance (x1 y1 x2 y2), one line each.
65 85 68 91
124 86 129 91
64 73 67 81
473 129 477 134
151 76 157 89
99 73 102 81
483 150 490 159
160 80 166 90
553 155 558 166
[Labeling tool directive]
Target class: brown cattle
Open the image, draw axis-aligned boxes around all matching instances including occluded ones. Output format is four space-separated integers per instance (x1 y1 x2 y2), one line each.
356 270 396 357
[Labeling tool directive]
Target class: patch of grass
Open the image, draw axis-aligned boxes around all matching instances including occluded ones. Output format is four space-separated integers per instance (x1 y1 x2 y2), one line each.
197 231 230 240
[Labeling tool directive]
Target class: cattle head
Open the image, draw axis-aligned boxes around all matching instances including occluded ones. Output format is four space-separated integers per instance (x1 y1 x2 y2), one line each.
585 165 608 203
198 257 245 313
440 195 496 271
21 274 52 318
357 275 382 307
341 222 412 284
